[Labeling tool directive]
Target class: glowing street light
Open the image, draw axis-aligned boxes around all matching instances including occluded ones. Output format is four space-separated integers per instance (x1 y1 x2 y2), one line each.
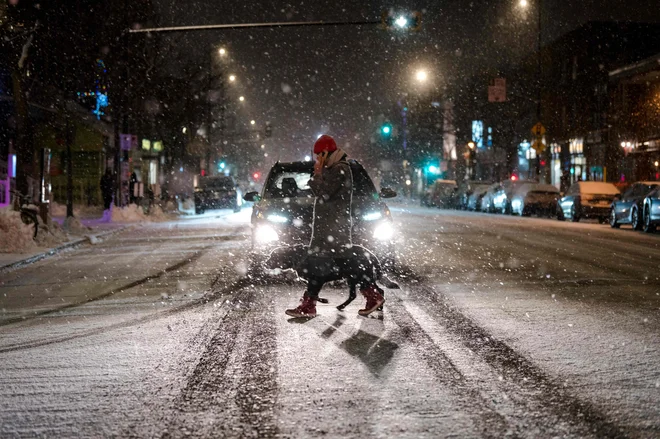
239 96 245 102
218 48 227 56
395 16 408 28
250 120 256 125
519 0 528 7
416 70 428 82
229 75 236 82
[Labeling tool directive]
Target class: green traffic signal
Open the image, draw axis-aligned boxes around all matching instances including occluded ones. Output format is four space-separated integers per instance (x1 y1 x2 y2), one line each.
381 124 392 136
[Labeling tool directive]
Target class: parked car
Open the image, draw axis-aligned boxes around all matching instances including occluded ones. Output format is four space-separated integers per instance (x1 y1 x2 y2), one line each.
421 179 458 208
480 182 502 213
467 184 491 211
557 181 620 223
641 185 660 233
609 181 660 229
510 183 561 217
243 159 397 270
491 179 538 214
194 175 242 214
456 180 492 210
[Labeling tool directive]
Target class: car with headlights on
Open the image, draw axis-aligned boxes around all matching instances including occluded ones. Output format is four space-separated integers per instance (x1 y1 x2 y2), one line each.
194 175 242 214
557 181 620 223
641 185 660 233
609 181 660 230
510 183 560 217
456 180 491 210
243 160 397 271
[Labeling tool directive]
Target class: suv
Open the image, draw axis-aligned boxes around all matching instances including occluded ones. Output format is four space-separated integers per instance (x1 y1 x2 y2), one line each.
243 160 397 270
194 175 242 214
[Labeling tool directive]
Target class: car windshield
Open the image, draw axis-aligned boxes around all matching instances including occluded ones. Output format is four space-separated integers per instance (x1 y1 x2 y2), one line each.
198 177 234 190
264 170 313 199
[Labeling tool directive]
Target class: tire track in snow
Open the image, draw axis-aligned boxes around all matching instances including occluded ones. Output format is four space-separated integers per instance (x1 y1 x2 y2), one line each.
393 281 628 438
161 287 279 439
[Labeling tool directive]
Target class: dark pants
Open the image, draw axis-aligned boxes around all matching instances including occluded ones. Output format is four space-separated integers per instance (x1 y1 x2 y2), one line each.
103 195 113 210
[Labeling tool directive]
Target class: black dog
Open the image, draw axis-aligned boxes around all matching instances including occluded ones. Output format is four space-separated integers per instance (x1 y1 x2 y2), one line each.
265 244 395 310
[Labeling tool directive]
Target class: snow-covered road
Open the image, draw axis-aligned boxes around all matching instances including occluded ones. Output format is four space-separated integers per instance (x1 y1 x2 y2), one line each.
1 206 658 438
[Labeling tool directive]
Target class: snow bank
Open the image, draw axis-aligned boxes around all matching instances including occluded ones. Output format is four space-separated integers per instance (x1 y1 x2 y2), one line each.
0 206 37 253
34 219 68 248
148 205 170 221
111 204 150 222
63 216 92 233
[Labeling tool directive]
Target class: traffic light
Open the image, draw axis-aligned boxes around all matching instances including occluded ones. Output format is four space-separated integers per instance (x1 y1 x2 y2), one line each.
381 11 422 31
381 123 392 138
252 172 261 180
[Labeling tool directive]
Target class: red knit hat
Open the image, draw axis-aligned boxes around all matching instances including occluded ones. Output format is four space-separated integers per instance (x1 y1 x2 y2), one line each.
313 135 337 154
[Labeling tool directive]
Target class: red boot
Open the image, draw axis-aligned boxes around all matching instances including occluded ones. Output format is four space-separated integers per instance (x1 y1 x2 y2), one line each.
285 294 317 318
358 284 385 316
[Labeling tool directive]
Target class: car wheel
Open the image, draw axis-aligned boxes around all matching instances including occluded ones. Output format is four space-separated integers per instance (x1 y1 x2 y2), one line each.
631 207 642 230
195 206 204 215
609 208 620 228
643 206 656 233
570 205 580 222
521 205 531 217
556 204 565 221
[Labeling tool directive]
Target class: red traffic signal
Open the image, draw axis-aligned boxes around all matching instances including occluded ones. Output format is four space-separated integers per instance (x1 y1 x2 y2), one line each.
252 172 261 180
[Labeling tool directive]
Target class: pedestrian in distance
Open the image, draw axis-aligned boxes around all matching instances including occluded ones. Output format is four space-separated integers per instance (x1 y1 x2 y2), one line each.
285 134 385 319
100 168 114 220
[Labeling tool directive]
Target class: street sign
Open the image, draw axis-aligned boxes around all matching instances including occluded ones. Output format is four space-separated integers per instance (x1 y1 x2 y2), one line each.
531 123 546 137
531 139 546 153
120 134 138 151
488 78 506 102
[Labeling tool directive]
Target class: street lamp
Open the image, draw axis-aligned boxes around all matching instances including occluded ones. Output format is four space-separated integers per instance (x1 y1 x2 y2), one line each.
218 47 227 56
229 74 236 82
250 120 256 125
416 70 428 82
239 96 245 102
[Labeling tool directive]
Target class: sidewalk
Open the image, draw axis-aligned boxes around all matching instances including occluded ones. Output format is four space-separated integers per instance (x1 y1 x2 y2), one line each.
0 217 130 271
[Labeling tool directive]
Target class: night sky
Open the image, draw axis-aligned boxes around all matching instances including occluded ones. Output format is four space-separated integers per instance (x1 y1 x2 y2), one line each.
152 0 660 163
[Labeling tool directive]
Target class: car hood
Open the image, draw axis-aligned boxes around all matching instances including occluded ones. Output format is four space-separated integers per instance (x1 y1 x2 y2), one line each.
255 196 386 222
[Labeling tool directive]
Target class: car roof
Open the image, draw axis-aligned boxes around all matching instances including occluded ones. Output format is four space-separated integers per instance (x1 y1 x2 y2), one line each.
576 181 620 194
270 159 364 172
515 183 559 194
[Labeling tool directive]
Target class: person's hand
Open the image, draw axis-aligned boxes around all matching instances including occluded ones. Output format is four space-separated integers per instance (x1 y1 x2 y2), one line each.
314 153 326 175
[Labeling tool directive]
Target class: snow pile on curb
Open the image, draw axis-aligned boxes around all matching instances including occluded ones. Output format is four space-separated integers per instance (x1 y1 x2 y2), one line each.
148 205 171 221
112 204 150 222
63 216 92 233
0 206 37 253
50 201 68 217
34 219 69 248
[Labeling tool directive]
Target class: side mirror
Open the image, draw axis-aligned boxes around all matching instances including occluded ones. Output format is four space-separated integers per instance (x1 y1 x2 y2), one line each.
380 187 397 199
243 191 261 202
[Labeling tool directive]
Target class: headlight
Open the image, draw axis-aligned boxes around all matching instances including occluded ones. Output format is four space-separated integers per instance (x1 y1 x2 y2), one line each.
255 225 279 243
267 214 288 223
373 222 394 241
512 199 522 210
362 211 383 221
